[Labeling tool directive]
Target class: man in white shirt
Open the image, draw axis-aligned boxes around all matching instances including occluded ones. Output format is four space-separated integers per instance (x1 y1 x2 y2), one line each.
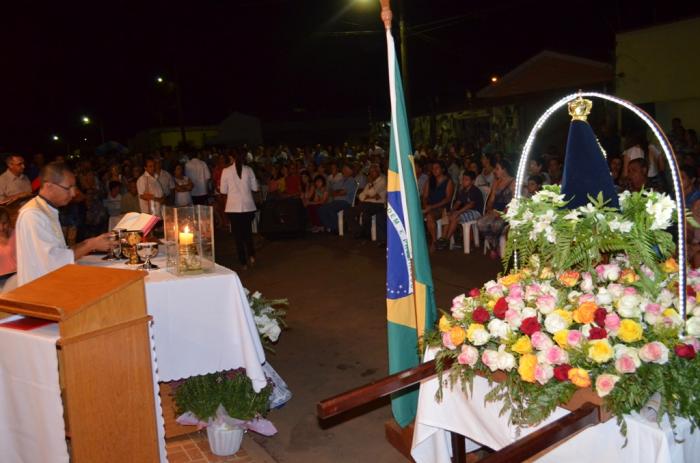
14 162 111 286
155 159 174 204
348 163 387 240
0 154 32 204
136 158 165 215
185 152 211 205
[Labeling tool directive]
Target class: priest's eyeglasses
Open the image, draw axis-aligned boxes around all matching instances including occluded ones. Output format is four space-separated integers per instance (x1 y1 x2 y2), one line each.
52 183 76 192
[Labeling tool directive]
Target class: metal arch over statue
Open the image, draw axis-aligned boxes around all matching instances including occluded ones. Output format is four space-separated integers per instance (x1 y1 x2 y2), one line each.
512 92 688 324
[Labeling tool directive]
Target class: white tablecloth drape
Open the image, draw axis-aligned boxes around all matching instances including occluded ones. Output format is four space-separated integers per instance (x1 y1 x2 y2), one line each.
81 255 268 463
411 349 700 463
0 317 68 463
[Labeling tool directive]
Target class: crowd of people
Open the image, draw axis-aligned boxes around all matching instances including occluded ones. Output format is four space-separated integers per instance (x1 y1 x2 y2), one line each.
1 115 700 283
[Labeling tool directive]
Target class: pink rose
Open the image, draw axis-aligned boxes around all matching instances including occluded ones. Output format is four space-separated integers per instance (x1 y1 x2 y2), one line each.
531 331 554 351
534 363 554 385
615 354 638 373
645 303 662 316
567 330 583 347
451 294 466 308
481 350 497 369
442 332 456 350
639 341 669 364
505 308 522 328
536 295 556 314
579 293 596 304
544 346 569 365
604 313 621 332
623 286 637 296
486 284 505 297
595 373 620 398
458 345 479 367
525 284 542 300
595 264 606 278
508 284 523 299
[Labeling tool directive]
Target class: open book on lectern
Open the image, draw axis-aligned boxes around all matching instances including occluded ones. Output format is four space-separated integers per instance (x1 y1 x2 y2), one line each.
113 212 159 236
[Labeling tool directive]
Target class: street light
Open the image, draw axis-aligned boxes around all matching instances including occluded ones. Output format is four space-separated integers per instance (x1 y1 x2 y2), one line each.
80 115 104 143
156 76 164 84
81 115 91 125
490 75 500 84
153 75 187 145
52 134 60 141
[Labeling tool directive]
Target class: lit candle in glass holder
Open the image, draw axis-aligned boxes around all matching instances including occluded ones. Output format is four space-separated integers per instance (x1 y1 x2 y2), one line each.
178 225 202 273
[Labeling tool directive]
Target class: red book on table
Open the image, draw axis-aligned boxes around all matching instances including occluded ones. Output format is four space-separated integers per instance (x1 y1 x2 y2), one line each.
0 317 55 331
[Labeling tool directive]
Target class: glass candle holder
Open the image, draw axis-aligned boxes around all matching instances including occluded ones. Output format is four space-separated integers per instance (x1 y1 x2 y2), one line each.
163 205 215 276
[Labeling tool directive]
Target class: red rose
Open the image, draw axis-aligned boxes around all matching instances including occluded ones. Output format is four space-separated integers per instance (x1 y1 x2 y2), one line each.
520 317 541 336
675 344 697 360
687 285 697 298
469 288 481 298
594 308 607 327
493 297 508 319
472 306 490 324
553 364 573 382
588 327 608 340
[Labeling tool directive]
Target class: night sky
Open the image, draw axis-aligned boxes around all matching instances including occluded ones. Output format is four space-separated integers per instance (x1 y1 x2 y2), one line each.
1 0 698 152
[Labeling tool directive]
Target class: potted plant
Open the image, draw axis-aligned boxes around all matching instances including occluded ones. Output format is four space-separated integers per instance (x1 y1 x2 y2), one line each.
173 369 275 456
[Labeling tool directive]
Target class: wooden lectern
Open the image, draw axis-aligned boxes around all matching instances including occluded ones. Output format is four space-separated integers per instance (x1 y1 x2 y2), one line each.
0 264 159 462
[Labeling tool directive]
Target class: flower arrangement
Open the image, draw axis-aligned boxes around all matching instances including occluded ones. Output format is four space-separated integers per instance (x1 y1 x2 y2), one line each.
174 368 277 435
428 188 700 435
245 288 288 352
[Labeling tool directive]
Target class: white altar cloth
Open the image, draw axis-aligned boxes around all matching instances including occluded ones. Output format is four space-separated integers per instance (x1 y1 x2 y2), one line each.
0 317 69 463
81 255 267 462
411 349 700 463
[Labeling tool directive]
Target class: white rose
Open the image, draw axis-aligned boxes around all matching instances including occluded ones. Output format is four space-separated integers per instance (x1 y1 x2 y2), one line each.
617 294 642 319
471 327 490 346
495 346 516 371
596 289 613 306
603 265 621 282
580 324 592 337
252 291 262 299
521 307 538 320
487 319 511 339
580 273 594 292
263 323 281 342
657 289 674 308
544 312 568 334
685 316 700 337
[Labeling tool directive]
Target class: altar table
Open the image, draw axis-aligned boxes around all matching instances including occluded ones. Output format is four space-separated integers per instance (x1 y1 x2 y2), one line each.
81 255 267 462
411 349 700 463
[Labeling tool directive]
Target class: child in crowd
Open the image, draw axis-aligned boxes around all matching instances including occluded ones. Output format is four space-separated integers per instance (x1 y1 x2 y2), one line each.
526 174 543 198
437 171 484 249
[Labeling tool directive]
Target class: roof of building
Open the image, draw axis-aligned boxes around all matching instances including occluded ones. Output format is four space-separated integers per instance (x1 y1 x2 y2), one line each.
477 50 613 99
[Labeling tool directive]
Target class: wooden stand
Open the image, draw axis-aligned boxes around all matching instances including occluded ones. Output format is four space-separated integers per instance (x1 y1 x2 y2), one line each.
0 264 160 462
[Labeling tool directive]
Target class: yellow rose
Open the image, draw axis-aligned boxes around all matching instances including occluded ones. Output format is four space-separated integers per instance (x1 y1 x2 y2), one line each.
487 299 496 309
512 335 533 355
617 319 643 343
439 316 451 333
518 353 538 383
449 326 467 346
662 308 678 318
587 339 614 363
568 368 591 388
619 269 639 284
553 330 569 348
661 258 679 273
554 309 573 327
500 273 522 286
573 301 597 324
558 270 580 287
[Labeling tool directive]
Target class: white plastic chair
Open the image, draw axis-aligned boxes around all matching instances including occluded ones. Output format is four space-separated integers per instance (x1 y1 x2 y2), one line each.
436 187 457 241
337 181 359 236
457 187 489 254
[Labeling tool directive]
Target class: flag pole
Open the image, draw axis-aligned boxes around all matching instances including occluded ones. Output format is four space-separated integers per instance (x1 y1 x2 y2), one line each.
380 0 392 30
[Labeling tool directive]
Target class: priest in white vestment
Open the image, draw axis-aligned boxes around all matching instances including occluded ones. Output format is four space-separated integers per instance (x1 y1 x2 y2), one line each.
14 162 111 286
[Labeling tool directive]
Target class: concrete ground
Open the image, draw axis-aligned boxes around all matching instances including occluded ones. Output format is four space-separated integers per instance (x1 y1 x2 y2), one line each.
215 231 502 463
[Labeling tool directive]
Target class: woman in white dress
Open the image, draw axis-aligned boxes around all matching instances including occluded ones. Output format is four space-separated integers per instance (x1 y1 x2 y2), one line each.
173 164 194 207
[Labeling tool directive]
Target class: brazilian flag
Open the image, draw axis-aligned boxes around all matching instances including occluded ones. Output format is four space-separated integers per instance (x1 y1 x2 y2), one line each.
384 27 437 427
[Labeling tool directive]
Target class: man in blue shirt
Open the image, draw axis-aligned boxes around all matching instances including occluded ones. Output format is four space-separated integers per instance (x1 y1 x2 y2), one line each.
318 164 358 234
